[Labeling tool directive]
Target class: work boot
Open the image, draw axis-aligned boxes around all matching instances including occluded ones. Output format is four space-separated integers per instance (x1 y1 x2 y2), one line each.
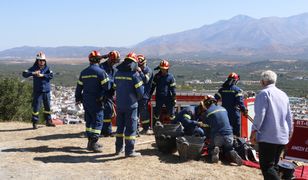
115 148 124 156
228 150 243 166
32 122 38 129
46 120 56 127
125 151 142 158
211 146 220 163
87 137 103 153
140 129 153 135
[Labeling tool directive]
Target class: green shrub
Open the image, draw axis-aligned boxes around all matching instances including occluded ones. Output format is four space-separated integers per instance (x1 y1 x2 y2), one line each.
0 77 32 121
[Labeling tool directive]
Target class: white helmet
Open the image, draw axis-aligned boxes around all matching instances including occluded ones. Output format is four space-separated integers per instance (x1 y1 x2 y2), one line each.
36 52 46 60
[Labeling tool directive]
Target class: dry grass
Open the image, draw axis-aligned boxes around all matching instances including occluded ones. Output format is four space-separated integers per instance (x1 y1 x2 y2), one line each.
0 122 263 180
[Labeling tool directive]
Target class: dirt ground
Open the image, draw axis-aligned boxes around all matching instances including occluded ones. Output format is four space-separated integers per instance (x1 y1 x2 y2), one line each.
0 122 263 180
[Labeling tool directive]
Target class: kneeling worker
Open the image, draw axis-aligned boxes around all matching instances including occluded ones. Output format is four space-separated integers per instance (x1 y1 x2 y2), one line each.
172 105 205 137
201 95 242 165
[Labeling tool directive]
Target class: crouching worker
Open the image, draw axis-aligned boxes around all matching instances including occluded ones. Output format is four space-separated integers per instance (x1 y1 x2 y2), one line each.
201 95 242 165
172 105 205 137
75 50 110 153
114 52 144 157
22 52 55 129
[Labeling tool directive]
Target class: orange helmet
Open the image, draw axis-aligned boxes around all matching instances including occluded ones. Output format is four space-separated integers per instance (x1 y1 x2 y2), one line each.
109 50 120 63
36 52 46 60
88 50 102 62
137 54 146 65
159 60 169 70
125 52 138 63
228 72 240 81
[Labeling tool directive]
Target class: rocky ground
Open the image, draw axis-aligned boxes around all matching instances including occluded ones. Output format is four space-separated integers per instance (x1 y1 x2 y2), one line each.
0 122 262 180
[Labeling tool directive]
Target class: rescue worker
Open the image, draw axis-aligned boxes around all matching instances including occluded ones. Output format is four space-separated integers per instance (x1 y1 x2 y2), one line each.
99 50 120 137
201 95 242 165
214 72 247 137
75 50 110 153
150 60 176 125
22 52 55 129
137 54 154 135
114 52 144 157
172 105 205 136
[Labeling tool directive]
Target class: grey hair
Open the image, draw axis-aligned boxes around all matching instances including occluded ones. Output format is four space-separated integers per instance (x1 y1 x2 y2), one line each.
261 70 277 84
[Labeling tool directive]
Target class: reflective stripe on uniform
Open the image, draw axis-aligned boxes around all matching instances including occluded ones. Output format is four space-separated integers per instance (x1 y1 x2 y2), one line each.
170 82 176 87
235 93 243 97
170 115 175 120
81 75 97 79
116 133 124 137
221 90 235 93
113 84 116 89
91 129 101 134
32 111 39 116
183 114 191 119
86 127 92 132
142 120 150 124
145 74 150 82
77 80 83 85
115 76 132 80
101 77 109 85
125 136 136 140
43 110 51 114
206 109 227 118
103 119 112 123
135 81 143 88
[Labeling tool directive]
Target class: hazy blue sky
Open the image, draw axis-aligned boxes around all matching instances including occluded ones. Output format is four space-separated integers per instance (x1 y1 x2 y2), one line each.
1 0 308 50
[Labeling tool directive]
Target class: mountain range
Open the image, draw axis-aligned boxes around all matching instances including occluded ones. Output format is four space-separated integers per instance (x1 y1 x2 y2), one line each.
1 13 308 61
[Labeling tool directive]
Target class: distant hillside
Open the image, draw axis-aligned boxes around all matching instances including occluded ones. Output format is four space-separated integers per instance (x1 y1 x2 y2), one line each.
1 13 308 60
134 13 308 59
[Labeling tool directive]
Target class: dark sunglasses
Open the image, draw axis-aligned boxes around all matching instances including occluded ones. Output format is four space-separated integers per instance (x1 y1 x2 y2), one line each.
38 59 46 62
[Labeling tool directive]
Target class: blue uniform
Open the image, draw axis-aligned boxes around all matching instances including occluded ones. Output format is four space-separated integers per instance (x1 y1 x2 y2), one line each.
172 106 204 136
138 65 153 130
22 61 53 124
114 61 144 155
75 64 110 139
214 84 246 136
99 61 117 136
203 104 234 152
150 71 176 122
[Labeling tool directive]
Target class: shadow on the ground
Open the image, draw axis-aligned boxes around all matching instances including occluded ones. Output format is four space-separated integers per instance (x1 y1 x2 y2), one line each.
33 153 126 163
0 127 34 132
1 146 89 154
137 145 182 164
25 132 85 141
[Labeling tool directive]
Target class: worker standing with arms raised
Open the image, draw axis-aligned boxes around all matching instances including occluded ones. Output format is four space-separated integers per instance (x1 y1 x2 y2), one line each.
22 52 55 129
150 60 176 125
137 54 154 135
75 50 110 152
99 50 121 137
114 52 144 157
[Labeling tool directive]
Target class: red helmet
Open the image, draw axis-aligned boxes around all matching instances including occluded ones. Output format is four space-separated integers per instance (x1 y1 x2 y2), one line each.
88 50 102 62
228 72 240 81
125 52 138 63
137 54 146 65
109 50 120 63
159 60 169 70
88 50 101 59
